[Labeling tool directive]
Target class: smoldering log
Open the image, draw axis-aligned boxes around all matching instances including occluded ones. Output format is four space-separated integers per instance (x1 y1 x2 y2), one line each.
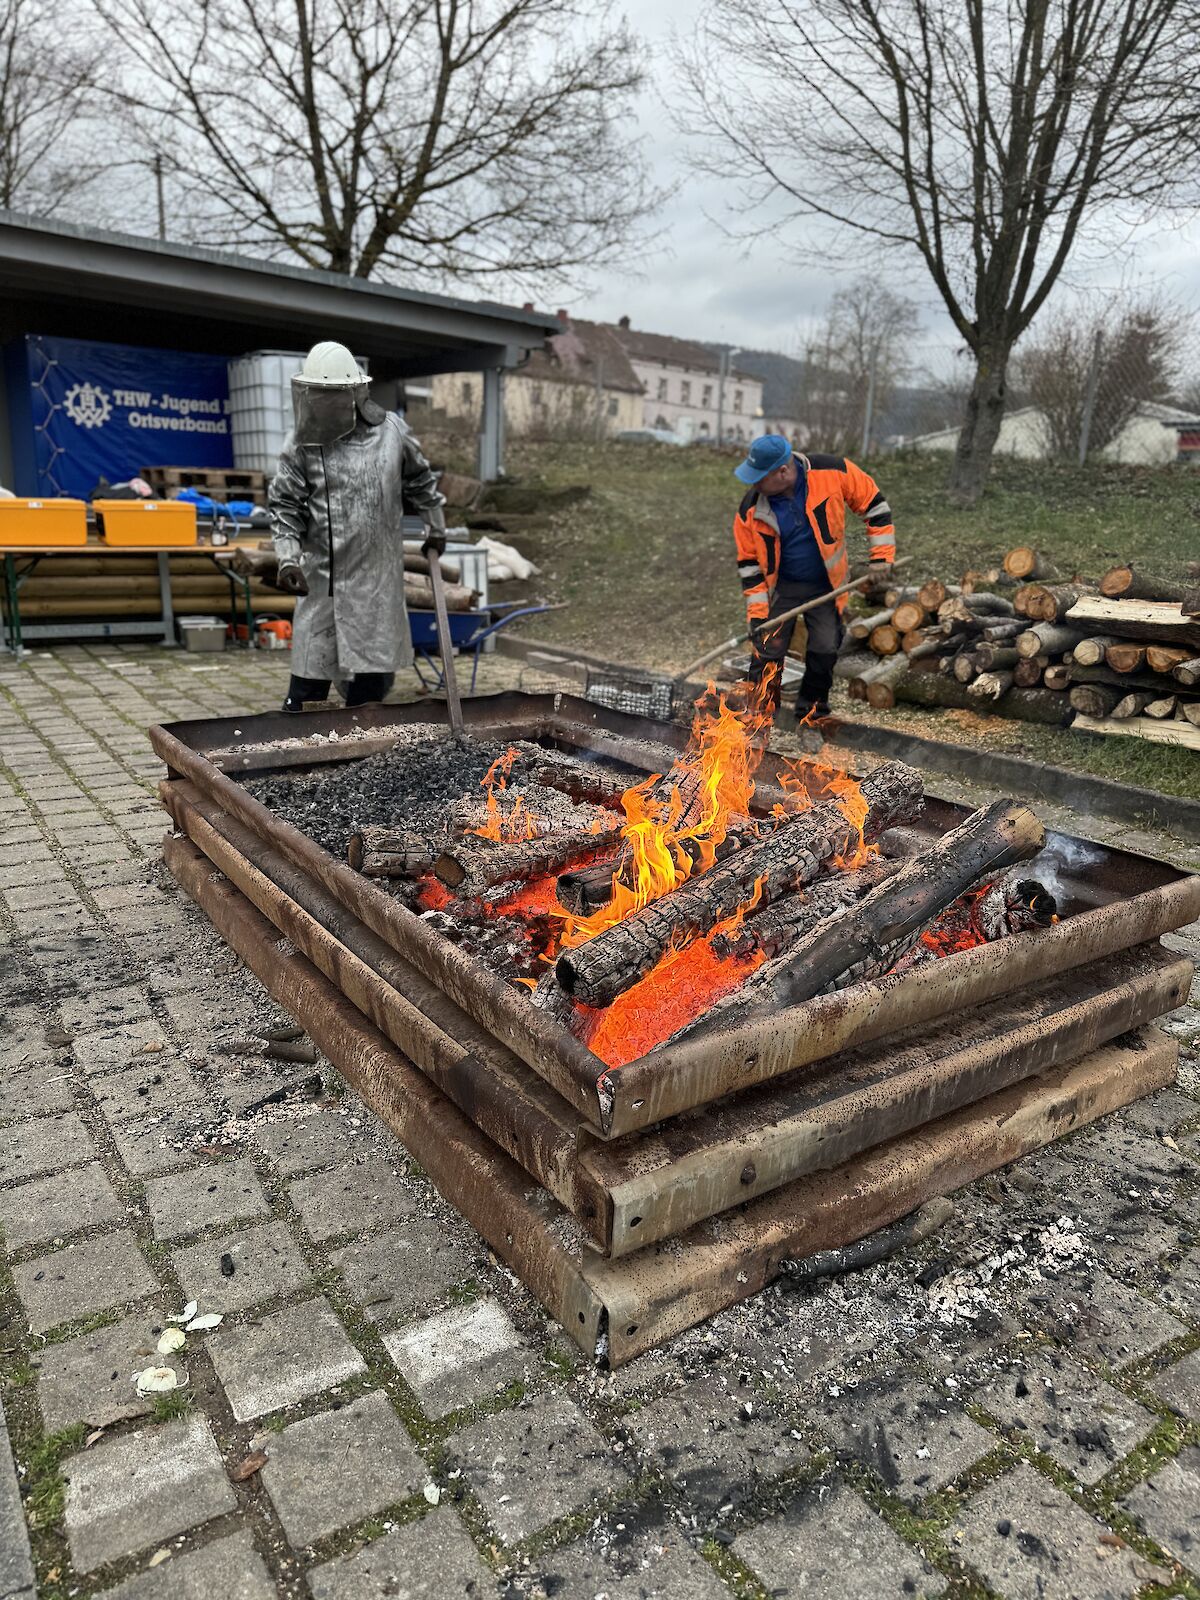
348 826 440 878
435 820 622 893
527 761 630 810
889 876 1058 972
554 761 924 1008
711 856 902 960
758 800 1046 1010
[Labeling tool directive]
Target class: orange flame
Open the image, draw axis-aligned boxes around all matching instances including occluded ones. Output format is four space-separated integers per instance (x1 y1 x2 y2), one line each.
470 748 542 842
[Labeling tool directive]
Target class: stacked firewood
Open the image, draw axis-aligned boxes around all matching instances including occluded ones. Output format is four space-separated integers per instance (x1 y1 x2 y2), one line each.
834 551 1200 747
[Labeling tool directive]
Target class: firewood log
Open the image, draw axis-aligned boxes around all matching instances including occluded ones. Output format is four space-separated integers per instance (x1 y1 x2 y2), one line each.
833 651 879 684
974 644 1019 671
1015 622 1089 659
1111 691 1156 719
1145 694 1178 720
952 653 978 684
961 566 1004 592
1172 658 1200 688
1022 582 1093 623
436 820 622 893
553 762 924 1007
1012 657 1046 687
1069 683 1122 718
888 672 1073 726
883 584 921 607
1104 642 1148 674
868 623 902 656
979 620 1028 642
1145 646 1193 675
1098 565 1186 603
849 609 895 641
1182 587 1200 619
1069 634 1123 667
938 593 1016 622
1004 548 1062 581
865 655 911 708
404 578 478 612
902 629 940 657
711 856 902 961
756 800 1046 1010
1064 597 1200 648
1042 664 1072 691
1177 701 1200 726
1074 713 1200 749
347 826 440 878
891 600 928 634
528 762 629 810
968 670 1015 700
917 578 954 611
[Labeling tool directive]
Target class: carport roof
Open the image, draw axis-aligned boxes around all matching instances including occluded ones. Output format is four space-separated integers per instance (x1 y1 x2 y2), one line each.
0 212 558 379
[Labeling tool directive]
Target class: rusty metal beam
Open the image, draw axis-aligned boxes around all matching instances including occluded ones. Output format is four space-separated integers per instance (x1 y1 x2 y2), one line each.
160 830 1181 1364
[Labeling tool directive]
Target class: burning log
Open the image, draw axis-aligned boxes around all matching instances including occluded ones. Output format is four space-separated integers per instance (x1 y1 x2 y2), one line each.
554 762 923 1008
890 877 1058 971
711 857 901 961
435 820 622 893
347 827 440 878
760 800 1046 1009
527 761 629 810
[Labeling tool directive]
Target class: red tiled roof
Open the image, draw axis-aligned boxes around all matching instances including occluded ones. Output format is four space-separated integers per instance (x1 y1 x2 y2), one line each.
520 318 643 394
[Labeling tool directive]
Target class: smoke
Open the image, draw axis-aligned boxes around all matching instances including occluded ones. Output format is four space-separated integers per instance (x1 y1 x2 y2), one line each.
1036 832 1107 908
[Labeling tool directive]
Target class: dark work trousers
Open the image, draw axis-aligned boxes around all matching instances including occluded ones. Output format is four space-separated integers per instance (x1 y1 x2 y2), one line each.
282 672 395 713
748 577 844 716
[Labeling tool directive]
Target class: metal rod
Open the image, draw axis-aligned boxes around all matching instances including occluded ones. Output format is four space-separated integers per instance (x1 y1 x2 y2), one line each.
426 554 465 738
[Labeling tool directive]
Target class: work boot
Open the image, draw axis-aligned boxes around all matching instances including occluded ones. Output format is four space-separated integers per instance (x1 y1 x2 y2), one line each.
794 699 831 725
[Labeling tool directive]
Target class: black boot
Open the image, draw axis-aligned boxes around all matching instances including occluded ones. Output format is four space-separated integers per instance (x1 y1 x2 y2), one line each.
282 675 332 713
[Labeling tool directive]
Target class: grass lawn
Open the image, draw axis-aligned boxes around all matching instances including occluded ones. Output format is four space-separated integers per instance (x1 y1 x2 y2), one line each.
439 434 1200 795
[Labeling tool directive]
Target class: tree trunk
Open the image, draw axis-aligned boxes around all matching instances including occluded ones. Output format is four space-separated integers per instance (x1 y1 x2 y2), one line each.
1099 566 1186 603
891 669 1072 725
948 343 1010 505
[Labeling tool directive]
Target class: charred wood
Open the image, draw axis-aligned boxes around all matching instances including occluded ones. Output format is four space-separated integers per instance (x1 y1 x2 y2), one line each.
711 856 902 960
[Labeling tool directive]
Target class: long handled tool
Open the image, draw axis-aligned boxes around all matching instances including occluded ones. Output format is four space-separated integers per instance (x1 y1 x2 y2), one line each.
675 557 912 686
425 548 465 739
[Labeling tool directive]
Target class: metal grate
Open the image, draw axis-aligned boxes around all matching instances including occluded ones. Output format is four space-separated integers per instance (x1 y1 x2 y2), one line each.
584 670 675 721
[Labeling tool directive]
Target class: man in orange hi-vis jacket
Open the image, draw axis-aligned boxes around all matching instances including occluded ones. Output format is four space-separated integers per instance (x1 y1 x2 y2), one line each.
732 433 896 721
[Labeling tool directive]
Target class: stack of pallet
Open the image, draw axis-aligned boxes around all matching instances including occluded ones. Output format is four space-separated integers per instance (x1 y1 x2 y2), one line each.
835 552 1200 749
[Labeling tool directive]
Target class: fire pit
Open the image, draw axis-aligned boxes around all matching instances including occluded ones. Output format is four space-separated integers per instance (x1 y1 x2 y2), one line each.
153 690 1198 1363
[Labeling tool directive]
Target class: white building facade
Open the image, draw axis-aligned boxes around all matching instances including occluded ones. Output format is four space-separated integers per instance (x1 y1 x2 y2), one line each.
612 319 764 442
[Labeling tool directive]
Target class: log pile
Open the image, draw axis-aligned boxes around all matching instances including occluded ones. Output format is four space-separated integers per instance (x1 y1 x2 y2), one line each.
833 549 1200 747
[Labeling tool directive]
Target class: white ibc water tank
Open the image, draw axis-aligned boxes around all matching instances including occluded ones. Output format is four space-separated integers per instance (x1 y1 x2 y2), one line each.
227 350 370 473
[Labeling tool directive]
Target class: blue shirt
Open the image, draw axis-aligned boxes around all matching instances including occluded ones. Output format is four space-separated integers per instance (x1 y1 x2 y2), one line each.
768 474 825 584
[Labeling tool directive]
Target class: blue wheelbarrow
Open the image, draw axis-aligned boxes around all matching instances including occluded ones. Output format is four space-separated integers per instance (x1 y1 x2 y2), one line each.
409 602 559 695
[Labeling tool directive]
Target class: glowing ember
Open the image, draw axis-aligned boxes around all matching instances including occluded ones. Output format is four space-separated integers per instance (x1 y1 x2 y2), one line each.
918 883 994 957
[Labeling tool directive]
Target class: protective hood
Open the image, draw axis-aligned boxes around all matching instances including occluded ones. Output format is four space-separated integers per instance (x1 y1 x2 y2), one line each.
291 381 389 447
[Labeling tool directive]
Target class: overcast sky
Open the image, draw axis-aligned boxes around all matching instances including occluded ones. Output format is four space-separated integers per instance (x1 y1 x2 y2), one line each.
560 0 1200 367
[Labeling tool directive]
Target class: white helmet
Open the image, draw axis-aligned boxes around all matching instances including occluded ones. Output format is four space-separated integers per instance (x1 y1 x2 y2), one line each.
298 341 366 388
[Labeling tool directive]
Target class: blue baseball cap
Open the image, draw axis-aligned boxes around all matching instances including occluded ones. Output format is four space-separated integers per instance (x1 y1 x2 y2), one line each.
734 433 793 485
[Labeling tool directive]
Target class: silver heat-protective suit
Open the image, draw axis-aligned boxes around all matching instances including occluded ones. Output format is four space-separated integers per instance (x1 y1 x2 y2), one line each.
269 409 446 679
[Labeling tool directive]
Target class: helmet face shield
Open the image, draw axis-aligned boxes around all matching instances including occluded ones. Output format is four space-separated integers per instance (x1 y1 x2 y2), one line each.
291 378 361 447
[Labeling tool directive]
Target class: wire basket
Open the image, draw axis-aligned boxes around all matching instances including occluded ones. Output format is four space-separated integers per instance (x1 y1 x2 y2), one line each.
584 668 676 721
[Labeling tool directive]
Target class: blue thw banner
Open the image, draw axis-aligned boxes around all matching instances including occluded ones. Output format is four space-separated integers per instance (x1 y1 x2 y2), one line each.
14 334 233 497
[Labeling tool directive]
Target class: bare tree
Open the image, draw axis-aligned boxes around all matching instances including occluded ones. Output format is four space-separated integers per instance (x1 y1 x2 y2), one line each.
1015 298 1184 459
678 0 1200 503
0 0 107 212
793 278 918 452
96 0 658 287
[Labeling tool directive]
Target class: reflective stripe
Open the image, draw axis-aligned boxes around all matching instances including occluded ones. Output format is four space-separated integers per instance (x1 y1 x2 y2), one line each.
867 494 890 516
868 530 894 546
737 560 761 576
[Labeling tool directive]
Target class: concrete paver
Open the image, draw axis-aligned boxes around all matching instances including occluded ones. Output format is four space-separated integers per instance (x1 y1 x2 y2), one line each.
307 1509 493 1600
329 1218 477 1324
63 1413 236 1572
383 1298 530 1419
0 1396 35 1600
0 1111 97 1186
261 1390 425 1547
812 1372 993 1501
288 1160 416 1243
1121 1445 1200 1567
173 1218 314 1313
12 1227 160 1334
102 1531 277 1600
144 1156 270 1242
207 1296 367 1421
0 1160 125 1253
1153 1346 1200 1418
33 1308 189 1432
544 1519 730 1599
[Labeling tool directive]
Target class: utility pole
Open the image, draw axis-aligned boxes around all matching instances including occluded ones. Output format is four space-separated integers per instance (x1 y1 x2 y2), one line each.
716 347 740 446
1078 329 1104 465
154 154 166 241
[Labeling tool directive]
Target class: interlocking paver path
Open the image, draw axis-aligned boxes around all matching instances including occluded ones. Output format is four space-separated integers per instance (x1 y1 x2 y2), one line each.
1 641 1198 1597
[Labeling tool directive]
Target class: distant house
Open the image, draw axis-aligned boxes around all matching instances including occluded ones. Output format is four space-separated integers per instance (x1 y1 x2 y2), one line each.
908 401 1200 465
613 319 764 442
431 311 643 438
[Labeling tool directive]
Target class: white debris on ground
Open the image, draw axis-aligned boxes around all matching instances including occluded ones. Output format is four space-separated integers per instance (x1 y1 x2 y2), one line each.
927 1215 1089 1326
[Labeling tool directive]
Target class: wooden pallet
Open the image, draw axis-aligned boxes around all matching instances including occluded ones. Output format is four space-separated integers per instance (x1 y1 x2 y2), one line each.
141 465 268 497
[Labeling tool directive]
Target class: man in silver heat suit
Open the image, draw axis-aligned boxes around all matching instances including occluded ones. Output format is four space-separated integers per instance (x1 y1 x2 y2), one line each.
269 341 447 712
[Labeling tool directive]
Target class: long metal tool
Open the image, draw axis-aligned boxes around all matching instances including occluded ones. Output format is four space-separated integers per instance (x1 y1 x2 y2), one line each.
425 549 465 738
676 556 912 686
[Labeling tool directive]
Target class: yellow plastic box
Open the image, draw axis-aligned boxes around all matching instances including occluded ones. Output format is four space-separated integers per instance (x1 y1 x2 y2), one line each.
0 497 88 546
94 499 197 546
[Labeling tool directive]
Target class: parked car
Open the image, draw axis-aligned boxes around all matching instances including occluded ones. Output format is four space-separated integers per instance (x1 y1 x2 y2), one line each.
613 427 689 446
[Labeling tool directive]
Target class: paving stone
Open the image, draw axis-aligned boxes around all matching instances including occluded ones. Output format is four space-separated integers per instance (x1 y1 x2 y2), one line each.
308 1509 494 1600
1119 1088 1200 1135
624 1377 810 1512
289 1160 417 1242
12 1228 160 1334
812 1372 993 1501
59 983 155 1033
955 1462 1153 1599
71 1019 174 1075
101 1531 275 1600
173 1219 313 1312
543 1516 728 1599
262 1390 425 1547
63 1412 236 1573
383 1298 530 1419
734 1478 945 1599
0 1160 125 1253
974 1351 1155 1485
34 1308 189 1432
449 1390 622 1544
330 1219 478 1324
145 1156 269 1241
1156 1247 1200 1322
0 1111 96 1185
251 1108 366 1176
4 878 73 912
0 1061 76 1121
1066 1119 1195 1190
92 1057 205 1123
0 1394 36 1600
207 1296 367 1421
1154 1346 1200 1418
108 1107 207 1175
1040 1271 1188 1368
1121 1445 1200 1566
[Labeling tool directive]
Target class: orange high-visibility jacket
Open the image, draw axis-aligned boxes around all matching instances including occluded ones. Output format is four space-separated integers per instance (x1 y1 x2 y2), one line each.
733 453 896 623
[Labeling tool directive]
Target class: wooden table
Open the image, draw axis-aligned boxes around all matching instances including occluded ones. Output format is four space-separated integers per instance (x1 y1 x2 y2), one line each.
0 541 255 659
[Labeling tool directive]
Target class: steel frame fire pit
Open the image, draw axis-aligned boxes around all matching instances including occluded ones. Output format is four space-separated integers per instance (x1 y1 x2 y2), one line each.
152 692 1199 1363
